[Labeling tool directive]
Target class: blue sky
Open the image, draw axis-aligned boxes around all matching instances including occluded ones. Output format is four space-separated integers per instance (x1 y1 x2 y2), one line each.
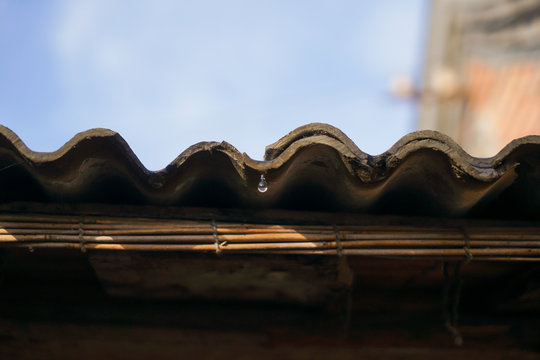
0 0 427 170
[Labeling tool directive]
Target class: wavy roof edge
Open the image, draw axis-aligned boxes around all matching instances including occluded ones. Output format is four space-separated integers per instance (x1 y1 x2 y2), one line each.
2 123 539 181
0 123 539 218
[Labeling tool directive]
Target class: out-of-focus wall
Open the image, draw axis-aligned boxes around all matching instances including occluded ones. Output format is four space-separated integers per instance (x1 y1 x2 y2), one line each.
418 0 540 157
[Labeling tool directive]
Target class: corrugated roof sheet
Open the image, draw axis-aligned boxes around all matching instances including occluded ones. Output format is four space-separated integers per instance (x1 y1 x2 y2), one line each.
0 123 539 219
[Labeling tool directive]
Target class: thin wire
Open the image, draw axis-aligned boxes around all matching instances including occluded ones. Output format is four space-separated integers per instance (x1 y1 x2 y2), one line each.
342 284 353 339
334 225 342 257
460 227 473 263
334 225 352 339
212 219 221 255
442 262 463 346
79 218 86 253
452 262 464 332
0 162 22 173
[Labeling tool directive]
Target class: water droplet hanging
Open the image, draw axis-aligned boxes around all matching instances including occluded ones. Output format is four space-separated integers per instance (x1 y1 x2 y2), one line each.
257 174 268 193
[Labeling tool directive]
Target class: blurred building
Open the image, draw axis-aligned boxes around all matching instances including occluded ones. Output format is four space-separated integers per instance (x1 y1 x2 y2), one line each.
418 0 540 157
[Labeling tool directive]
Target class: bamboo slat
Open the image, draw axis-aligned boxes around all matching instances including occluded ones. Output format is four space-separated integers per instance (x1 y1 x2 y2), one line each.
0 212 538 261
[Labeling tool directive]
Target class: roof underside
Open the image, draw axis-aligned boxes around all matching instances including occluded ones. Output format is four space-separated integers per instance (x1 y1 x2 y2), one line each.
0 123 539 220
0 123 539 357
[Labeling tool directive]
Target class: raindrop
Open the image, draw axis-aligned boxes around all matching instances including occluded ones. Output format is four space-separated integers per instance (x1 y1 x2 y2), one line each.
257 174 268 193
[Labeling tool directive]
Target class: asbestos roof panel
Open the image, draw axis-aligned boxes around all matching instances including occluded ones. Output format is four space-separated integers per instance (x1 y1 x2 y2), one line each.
0 123 539 219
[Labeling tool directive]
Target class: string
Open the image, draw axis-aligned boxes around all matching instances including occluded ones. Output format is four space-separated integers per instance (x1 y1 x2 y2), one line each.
334 225 343 257
460 227 473 263
442 261 463 346
212 219 221 255
335 224 354 338
79 218 86 253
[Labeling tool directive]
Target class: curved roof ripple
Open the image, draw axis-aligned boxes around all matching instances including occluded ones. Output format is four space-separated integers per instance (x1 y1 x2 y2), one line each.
0 123 538 219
